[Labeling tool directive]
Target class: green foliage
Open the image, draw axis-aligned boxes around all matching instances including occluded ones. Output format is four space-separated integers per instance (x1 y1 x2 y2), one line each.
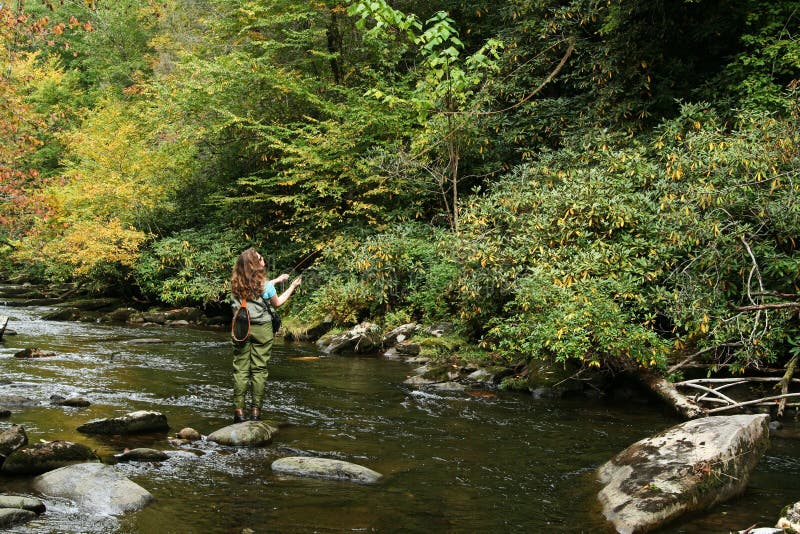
292 224 452 324
652 103 800 372
134 228 240 306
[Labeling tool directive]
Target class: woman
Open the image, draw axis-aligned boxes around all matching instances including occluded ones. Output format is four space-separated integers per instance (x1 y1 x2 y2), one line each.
230 247 301 422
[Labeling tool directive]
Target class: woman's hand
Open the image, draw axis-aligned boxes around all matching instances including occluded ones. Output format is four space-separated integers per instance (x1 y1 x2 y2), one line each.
291 276 302 288
276 273 290 283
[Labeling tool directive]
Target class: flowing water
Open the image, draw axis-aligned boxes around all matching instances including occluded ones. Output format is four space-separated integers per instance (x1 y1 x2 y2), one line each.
1 298 799 533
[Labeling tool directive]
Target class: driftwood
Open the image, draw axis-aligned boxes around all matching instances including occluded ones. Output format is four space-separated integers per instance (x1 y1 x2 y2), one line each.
640 372 706 419
777 353 798 417
676 377 800 415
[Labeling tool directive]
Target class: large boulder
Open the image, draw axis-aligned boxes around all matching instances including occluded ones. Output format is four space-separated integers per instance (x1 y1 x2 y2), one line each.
777 501 800 531
32 463 153 515
1 440 99 475
598 414 770 534
207 421 278 447
77 410 169 435
316 322 382 354
271 456 383 484
0 425 28 461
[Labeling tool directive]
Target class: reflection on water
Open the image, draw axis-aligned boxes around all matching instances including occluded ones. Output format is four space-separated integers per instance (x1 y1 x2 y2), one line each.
1 301 799 533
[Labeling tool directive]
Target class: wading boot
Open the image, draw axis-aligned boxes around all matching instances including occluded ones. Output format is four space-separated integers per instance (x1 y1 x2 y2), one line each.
250 408 261 421
233 409 245 423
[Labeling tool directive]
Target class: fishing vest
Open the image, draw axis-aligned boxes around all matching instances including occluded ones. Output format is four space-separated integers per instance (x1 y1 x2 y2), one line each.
230 293 272 325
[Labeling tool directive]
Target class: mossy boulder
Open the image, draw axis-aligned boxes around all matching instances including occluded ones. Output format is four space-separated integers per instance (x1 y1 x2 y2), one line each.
598 414 770 533
77 410 169 435
1 440 99 475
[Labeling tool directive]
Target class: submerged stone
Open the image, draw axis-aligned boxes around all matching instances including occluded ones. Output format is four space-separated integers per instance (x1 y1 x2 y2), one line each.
13 348 55 358
598 414 769 534
0 508 36 528
77 410 169 435
271 456 383 484
32 463 153 515
51 396 91 407
114 448 169 462
207 421 277 447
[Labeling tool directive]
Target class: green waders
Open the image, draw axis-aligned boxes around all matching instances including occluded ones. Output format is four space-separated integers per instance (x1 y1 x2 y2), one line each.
232 321 274 411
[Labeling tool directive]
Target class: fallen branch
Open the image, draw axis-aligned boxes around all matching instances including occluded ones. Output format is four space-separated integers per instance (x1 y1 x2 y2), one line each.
677 377 800 385
706 393 800 414
777 353 798 417
677 382 738 405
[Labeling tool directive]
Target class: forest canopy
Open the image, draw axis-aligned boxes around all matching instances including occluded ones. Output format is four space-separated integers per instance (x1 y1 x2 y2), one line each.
1 0 798 378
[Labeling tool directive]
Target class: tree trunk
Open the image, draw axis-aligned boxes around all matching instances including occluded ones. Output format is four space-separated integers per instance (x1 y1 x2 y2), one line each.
640 371 706 420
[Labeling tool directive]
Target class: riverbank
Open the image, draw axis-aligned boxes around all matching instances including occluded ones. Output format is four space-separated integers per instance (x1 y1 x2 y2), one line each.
3 279 799 425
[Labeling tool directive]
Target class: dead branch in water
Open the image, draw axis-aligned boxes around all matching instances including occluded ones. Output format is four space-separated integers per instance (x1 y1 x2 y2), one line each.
777 353 798 417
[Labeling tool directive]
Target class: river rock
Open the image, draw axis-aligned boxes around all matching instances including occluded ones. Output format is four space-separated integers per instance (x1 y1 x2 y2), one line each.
382 323 418 347
207 421 278 447
13 348 56 358
165 307 203 322
777 501 800 531
597 414 770 534
176 427 201 441
431 381 466 392
0 409 10 418
50 395 91 407
0 315 8 341
404 375 437 386
382 347 404 360
0 495 46 514
397 341 422 356
104 307 136 323
316 322 382 354
41 307 81 321
284 317 333 342
32 463 153 515
271 456 383 484
1 440 99 475
0 425 28 460
77 410 169 435
114 448 169 462
59 297 121 312
0 509 37 528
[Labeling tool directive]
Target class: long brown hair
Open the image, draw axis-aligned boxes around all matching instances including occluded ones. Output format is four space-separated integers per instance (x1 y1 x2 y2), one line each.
231 247 266 300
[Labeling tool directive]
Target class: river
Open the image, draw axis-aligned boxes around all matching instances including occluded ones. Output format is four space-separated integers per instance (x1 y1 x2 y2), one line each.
0 299 798 533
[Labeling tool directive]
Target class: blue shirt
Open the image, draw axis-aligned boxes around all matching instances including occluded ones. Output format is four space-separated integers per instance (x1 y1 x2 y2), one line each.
262 282 277 300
